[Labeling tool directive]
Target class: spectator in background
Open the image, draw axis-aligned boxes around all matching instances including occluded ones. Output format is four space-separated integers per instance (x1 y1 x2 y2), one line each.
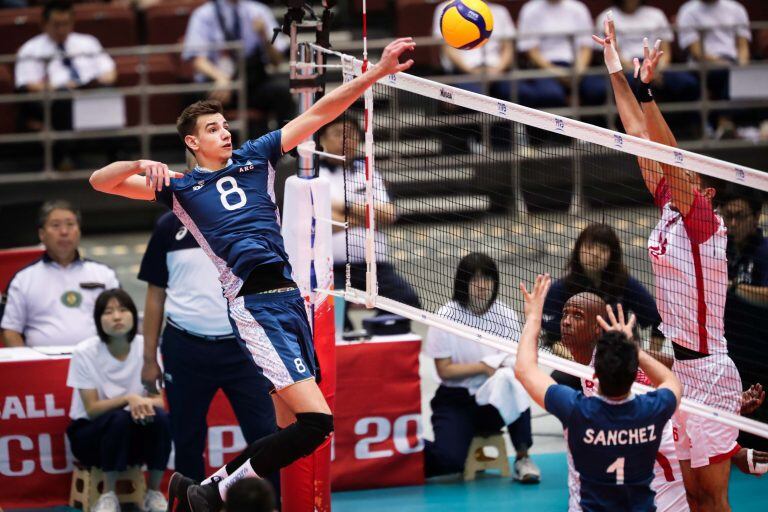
182 0 294 136
224 478 276 512
423 253 540 483
677 0 751 137
431 1 515 99
1 0 27 8
542 224 663 384
2 200 120 348
594 1 699 105
722 190 768 451
317 117 421 330
66 289 171 512
15 0 116 131
516 0 606 110
138 211 278 487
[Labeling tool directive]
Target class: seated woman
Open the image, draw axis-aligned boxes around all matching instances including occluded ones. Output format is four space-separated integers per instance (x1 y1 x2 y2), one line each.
423 252 540 483
66 289 171 512
542 223 663 377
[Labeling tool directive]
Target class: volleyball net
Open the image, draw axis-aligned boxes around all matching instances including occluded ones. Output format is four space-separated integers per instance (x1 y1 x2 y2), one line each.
311 44 768 439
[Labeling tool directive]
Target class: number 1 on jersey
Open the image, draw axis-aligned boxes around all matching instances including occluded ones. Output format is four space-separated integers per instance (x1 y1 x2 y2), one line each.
216 176 247 211
606 457 625 485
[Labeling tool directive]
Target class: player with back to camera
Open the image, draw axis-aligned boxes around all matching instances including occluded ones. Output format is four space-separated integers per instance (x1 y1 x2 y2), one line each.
515 274 682 512
88 37 416 512
593 16 744 511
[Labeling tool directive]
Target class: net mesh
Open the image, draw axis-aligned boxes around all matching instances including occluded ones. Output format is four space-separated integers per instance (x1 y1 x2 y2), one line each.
323 48 768 437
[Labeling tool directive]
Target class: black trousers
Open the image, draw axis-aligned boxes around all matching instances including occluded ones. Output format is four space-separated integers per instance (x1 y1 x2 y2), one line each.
67 407 172 472
161 323 278 483
424 385 533 477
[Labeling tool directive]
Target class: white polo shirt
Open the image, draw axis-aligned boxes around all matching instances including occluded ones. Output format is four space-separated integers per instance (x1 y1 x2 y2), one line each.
1 254 120 347
677 0 751 61
15 32 115 90
595 7 674 62
431 1 516 72
517 0 594 64
318 159 391 265
67 335 147 421
425 300 522 395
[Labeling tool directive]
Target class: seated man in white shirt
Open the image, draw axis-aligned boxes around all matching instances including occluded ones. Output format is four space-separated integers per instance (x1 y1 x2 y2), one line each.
182 0 294 136
15 0 116 132
1 200 120 348
516 0 606 110
316 117 420 330
431 1 515 100
676 0 752 136
595 1 698 104
423 252 540 483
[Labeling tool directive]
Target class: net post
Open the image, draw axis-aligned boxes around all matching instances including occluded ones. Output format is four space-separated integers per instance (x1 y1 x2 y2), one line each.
363 84 377 308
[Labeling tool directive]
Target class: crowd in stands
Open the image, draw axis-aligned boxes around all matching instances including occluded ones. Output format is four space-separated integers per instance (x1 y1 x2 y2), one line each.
0 0 766 170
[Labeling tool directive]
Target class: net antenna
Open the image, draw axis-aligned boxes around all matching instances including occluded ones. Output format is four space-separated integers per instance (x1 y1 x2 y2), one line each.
312 44 768 440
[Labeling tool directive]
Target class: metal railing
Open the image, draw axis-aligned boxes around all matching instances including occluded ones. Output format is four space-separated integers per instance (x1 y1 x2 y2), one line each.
0 41 248 180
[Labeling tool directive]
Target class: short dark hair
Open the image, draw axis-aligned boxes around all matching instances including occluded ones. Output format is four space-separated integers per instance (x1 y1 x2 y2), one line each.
594 331 638 397
43 1 73 21
452 252 500 312
93 289 138 343
38 199 81 228
224 478 276 512
723 189 764 216
176 100 225 154
317 117 362 139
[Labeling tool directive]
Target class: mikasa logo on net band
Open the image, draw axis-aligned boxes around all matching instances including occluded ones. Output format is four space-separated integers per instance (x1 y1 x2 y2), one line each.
613 134 624 148
554 118 565 131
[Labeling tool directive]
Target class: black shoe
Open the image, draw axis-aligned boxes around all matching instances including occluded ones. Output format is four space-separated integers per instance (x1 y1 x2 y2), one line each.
187 482 223 512
168 472 197 512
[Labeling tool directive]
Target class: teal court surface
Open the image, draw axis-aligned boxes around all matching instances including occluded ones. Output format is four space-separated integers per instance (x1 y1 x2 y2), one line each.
332 452 767 512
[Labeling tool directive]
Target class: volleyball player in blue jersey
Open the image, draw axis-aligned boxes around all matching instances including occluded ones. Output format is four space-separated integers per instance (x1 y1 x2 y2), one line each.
89 37 416 512
515 274 682 511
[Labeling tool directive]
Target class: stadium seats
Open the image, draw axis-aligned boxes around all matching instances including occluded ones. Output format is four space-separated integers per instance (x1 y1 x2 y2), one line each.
73 3 138 48
0 64 17 135
0 7 42 57
114 54 182 126
144 0 205 46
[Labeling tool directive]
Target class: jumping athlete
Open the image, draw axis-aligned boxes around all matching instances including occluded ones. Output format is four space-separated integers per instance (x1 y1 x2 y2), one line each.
89 37 416 511
594 18 742 510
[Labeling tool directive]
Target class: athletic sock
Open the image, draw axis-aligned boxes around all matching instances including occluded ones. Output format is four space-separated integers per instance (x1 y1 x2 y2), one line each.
217 460 260 499
201 467 228 485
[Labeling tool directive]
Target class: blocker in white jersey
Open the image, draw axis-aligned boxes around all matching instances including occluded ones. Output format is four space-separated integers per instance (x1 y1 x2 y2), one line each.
649 177 742 467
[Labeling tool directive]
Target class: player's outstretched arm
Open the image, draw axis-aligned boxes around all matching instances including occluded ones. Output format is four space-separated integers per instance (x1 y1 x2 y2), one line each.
515 274 557 409
89 160 182 201
280 38 415 153
593 17 662 196
597 304 682 405
634 39 698 217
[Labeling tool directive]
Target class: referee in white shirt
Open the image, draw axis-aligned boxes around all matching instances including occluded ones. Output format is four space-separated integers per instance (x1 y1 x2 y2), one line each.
2 200 120 348
138 211 277 485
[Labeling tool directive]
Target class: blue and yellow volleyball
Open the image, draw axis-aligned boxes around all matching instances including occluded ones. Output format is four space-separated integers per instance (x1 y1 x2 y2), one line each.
440 0 494 50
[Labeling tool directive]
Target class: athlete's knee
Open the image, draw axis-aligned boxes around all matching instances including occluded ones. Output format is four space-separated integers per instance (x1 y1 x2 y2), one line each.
295 412 334 452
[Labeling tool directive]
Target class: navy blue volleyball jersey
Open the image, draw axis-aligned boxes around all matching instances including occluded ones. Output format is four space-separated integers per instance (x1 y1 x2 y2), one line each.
155 130 291 301
545 385 677 512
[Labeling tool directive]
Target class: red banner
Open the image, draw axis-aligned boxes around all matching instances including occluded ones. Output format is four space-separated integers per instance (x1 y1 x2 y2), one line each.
0 336 422 508
331 337 425 491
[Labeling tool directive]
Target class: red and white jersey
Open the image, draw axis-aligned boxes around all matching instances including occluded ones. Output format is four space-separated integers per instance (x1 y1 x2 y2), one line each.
648 178 729 355
577 370 687 512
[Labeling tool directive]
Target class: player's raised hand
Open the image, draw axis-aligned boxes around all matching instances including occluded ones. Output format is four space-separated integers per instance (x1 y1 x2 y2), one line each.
519 273 551 319
138 159 182 191
375 37 415 77
592 14 622 74
741 383 765 415
597 304 637 340
633 38 664 84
